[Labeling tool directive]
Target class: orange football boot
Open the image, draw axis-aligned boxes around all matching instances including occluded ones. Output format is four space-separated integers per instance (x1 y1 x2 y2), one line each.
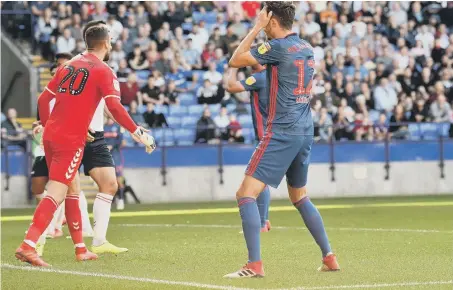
15 246 50 267
318 254 340 271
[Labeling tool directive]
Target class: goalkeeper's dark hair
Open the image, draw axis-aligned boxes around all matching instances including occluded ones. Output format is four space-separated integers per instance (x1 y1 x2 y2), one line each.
264 1 296 30
85 25 110 50
82 20 106 42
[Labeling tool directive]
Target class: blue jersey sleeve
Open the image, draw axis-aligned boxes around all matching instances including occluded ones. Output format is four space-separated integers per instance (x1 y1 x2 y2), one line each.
250 39 281 65
240 71 266 92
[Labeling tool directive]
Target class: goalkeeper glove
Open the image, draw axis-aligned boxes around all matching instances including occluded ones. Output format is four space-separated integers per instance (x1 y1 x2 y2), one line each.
133 127 156 154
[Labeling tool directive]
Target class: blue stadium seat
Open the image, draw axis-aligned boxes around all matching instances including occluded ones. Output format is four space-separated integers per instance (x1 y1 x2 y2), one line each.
226 103 236 113
137 105 146 114
208 104 221 114
174 129 195 145
136 70 150 81
152 128 164 143
205 11 218 24
238 115 253 128
170 105 188 117
179 93 197 106
181 116 198 128
123 132 135 146
166 116 181 128
154 105 169 115
242 128 254 144
181 22 193 32
369 110 380 123
161 129 175 146
188 105 204 116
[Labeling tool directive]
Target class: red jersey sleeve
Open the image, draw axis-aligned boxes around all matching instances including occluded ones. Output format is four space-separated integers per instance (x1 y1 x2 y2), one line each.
45 67 61 96
98 65 121 100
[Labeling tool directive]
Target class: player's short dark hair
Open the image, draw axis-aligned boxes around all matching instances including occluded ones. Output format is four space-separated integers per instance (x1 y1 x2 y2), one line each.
55 52 73 61
265 1 296 30
82 20 106 42
85 25 110 50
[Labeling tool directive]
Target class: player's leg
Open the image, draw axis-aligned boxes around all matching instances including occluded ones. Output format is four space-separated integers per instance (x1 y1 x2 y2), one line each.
89 166 128 253
78 190 94 235
116 174 125 210
225 133 295 278
65 173 97 261
256 186 271 231
286 136 339 271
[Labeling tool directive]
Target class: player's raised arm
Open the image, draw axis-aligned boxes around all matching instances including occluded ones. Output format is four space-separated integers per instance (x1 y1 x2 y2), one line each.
37 71 59 126
229 7 272 68
225 68 246 93
226 67 266 94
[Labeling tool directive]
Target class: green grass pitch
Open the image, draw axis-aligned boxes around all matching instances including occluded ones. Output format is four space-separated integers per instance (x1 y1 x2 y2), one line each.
1 195 453 290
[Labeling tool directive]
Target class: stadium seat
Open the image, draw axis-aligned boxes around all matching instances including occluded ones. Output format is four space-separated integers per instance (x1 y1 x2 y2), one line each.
154 105 169 115
238 115 254 128
161 129 175 146
136 70 150 81
188 105 204 116
137 105 146 114
166 116 181 128
123 132 135 146
179 93 197 106
208 104 221 114
181 116 198 128
226 103 236 113
170 105 188 117
174 129 195 145
181 22 193 32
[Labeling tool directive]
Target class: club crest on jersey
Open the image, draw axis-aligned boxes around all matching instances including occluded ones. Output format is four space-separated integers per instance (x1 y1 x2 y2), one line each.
245 76 256 85
258 42 271 54
113 79 120 91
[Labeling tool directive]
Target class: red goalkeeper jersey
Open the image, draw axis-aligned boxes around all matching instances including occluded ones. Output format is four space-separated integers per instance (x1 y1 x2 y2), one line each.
42 53 121 148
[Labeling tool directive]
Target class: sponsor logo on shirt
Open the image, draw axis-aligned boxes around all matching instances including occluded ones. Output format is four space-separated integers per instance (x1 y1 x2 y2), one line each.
245 76 256 85
258 42 271 54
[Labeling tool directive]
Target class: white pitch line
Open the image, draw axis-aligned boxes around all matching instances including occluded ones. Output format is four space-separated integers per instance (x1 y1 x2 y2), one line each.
117 223 453 234
1 264 252 290
284 280 453 290
3 264 452 290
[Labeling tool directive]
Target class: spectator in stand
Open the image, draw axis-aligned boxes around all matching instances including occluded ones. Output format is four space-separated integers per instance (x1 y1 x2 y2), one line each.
126 14 138 40
314 107 333 142
227 114 243 143
154 28 169 52
161 22 175 41
56 28 75 53
430 94 452 123
72 39 85 55
214 48 228 74
214 106 230 140
163 80 179 106
183 38 202 70
116 4 128 26
137 76 164 106
340 82 356 107
35 7 57 60
229 12 247 39
197 79 219 105
69 13 83 41
333 107 354 141
174 27 186 48
201 42 216 68
127 44 148 70
319 2 338 24
224 24 240 56
128 100 145 127
204 62 223 85
165 62 187 88
188 24 207 53
152 70 165 88
106 14 123 41
353 113 374 141
135 4 148 27
195 108 216 144
410 98 430 123
374 113 388 141
120 73 140 106
119 28 133 55
92 2 108 21
109 40 126 70
80 3 93 24
116 59 131 82
304 13 321 36
389 104 409 139
1 108 27 150
134 25 151 51
213 14 227 35
164 2 184 31
143 103 168 128
374 78 398 113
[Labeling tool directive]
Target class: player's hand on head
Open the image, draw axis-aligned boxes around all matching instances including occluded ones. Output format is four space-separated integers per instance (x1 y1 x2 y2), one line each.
86 128 95 143
255 7 273 29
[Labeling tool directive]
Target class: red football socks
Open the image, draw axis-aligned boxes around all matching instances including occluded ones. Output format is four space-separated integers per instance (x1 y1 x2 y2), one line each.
65 195 86 251
23 196 59 250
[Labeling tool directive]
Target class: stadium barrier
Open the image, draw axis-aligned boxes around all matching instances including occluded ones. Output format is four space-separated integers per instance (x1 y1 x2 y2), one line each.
1 123 452 207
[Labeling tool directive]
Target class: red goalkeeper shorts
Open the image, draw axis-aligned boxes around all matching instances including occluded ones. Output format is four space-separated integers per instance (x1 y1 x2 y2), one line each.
43 141 85 185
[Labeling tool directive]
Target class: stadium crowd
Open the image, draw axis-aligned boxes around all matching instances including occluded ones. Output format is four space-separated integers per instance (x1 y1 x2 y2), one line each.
3 1 453 144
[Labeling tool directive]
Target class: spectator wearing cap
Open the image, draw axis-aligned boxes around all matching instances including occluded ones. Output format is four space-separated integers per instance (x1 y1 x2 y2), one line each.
1 108 27 150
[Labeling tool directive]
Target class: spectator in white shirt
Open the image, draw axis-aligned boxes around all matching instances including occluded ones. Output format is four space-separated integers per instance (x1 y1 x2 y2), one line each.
303 13 321 36
56 28 75 53
334 14 351 39
188 24 207 53
374 78 398 112
415 25 435 53
203 62 223 85
389 2 408 27
214 106 230 139
430 94 452 123
106 15 123 42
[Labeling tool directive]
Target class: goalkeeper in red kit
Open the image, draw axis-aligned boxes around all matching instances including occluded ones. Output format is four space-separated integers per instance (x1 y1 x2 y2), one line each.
15 24 156 267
